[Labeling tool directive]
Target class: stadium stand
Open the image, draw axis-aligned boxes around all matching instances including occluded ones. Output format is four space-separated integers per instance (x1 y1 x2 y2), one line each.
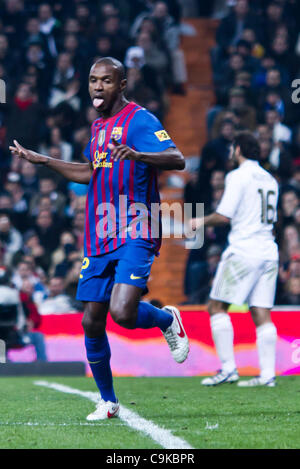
0 0 299 316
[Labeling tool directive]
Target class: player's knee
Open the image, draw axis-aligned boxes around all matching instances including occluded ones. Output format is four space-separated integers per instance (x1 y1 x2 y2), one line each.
82 314 95 335
110 304 136 329
81 310 106 336
207 299 224 316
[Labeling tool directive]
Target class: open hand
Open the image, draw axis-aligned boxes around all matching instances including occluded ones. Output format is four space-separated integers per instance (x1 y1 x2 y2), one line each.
9 140 48 165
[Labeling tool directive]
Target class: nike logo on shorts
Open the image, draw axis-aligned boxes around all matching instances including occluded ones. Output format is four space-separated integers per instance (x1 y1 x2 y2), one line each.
130 274 142 280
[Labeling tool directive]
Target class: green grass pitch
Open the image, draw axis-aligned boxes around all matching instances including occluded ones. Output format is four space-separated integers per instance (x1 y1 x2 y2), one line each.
0 376 300 449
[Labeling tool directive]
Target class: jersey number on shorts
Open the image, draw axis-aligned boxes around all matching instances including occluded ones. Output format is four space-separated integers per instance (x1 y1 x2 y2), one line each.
258 189 276 224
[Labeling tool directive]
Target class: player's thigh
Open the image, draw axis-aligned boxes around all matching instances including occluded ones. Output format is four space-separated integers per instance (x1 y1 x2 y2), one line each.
81 301 110 337
248 260 278 313
210 252 257 306
76 256 116 303
110 241 155 325
109 283 143 328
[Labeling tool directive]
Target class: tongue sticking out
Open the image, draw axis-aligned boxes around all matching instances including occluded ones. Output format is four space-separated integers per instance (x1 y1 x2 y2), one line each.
93 98 104 108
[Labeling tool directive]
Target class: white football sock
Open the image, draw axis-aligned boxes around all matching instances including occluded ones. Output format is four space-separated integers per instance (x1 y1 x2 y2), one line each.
256 322 277 381
210 313 236 373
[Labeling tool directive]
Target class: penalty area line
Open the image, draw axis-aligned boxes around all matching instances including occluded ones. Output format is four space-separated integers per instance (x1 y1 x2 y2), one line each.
34 380 194 450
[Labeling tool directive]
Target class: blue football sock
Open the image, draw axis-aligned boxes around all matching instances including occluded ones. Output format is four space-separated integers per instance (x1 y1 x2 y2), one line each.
135 301 173 332
85 333 117 403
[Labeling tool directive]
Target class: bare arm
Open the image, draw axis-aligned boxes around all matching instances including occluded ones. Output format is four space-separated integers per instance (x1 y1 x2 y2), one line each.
190 212 230 231
136 147 185 170
108 139 185 171
9 140 93 184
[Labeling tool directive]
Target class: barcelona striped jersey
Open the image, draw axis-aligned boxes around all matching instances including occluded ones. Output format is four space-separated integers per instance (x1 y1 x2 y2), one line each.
83 101 176 257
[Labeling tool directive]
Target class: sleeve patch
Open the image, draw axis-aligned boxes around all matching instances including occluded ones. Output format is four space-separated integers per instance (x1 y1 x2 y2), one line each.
154 130 171 142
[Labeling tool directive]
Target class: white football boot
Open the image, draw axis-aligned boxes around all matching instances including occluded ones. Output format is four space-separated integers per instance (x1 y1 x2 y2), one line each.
162 305 189 363
86 398 120 421
201 369 239 386
237 376 276 387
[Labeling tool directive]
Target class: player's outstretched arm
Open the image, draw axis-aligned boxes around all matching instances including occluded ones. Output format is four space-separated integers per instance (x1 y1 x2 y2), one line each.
108 139 185 170
9 140 93 184
189 212 230 231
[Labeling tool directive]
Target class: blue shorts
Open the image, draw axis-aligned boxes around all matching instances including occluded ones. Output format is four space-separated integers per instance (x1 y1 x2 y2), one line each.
76 240 155 303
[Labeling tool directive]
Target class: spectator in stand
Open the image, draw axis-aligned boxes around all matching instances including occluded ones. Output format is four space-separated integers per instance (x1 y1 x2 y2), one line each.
0 211 22 266
290 126 300 161
0 33 18 76
126 66 163 120
5 82 43 152
151 1 187 93
32 209 60 254
235 38 260 73
20 159 39 197
39 275 81 315
269 31 299 77
101 14 130 62
280 224 300 265
214 0 259 60
136 31 169 86
71 209 85 251
40 126 73 163
214 52 245 104
280 276 300 305
49 52 81 111
0 264 34 352
50 230 77 275
20 278 48 361
37 2 60 58
21 229 51 274
12 258 48 306
23 16 51 60
280 190 300 227
29 176 66 218
265 108 292 144
200 119 235 176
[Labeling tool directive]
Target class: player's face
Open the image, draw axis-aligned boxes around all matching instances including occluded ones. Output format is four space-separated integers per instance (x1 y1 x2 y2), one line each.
88 63 126 113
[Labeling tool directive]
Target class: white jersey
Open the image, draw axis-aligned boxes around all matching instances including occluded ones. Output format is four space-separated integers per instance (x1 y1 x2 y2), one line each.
216 160 279 261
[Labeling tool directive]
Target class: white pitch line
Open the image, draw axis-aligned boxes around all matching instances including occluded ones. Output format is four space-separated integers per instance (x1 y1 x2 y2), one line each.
0 422 127 427
34 380 194 450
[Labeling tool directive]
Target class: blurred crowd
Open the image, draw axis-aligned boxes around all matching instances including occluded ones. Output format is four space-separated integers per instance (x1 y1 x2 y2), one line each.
184 0 300 305
0 0 187 323
0 0 189 357
0 1 299 357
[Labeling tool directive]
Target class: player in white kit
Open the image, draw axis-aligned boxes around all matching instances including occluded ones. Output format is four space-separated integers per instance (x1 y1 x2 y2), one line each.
191 131 279 387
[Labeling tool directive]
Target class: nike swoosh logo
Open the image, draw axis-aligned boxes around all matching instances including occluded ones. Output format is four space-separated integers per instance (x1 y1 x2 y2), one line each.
130 274 142 280
107 406 119 418
173 310 185 338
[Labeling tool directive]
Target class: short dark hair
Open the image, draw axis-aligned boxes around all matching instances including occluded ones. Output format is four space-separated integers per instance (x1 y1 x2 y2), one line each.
93 56 126 82
232 130 260 160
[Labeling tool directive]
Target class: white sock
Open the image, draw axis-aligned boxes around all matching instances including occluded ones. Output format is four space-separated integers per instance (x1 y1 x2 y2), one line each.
256 322 277 381
210 313 236 373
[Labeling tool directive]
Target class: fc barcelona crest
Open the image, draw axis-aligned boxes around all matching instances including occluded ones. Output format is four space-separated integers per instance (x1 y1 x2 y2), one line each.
98 129 106 147
111 127 123 141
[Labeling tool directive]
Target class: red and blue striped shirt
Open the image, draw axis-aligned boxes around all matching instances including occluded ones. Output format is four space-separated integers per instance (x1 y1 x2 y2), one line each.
83 102 176 257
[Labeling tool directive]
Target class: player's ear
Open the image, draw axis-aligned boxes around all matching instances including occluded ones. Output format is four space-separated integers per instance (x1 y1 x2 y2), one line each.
120 79 127 93
235 145 241 158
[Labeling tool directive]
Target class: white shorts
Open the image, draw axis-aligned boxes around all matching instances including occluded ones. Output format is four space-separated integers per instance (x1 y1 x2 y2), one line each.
210 250 278 308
